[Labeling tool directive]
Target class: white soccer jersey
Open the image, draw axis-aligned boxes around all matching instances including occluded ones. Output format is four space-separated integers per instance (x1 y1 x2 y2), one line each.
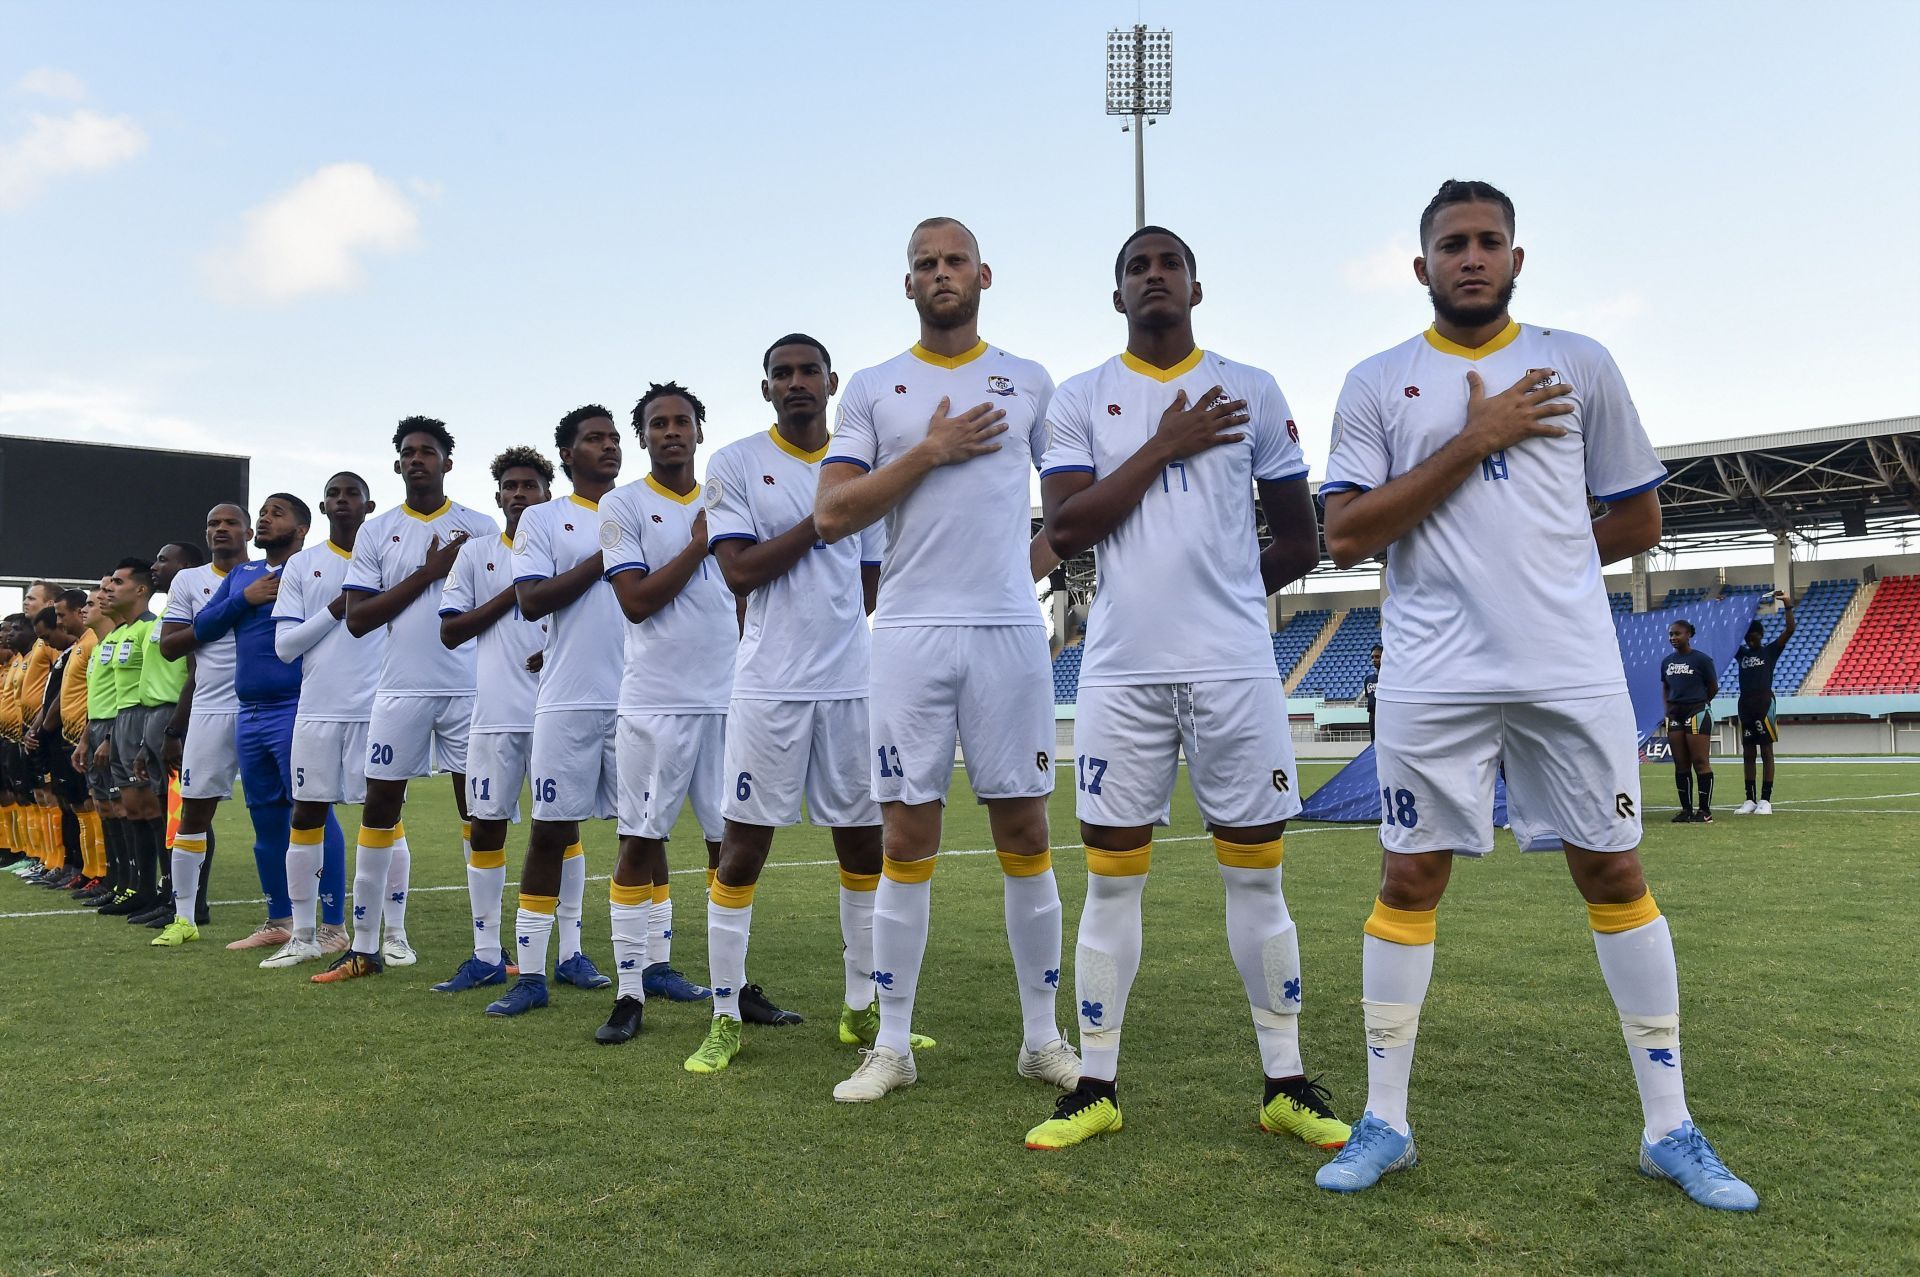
1042 349 1310 687
828 343 1052 628
512 494 623 712
272 540 387 722
706 426 886 701
602 475 737 714
342 499 499 697
1321 321 1666 702
161 563 242 712
440 532 545 732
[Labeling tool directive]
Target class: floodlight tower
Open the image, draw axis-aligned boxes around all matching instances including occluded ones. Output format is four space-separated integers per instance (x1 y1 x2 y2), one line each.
1105 24 1172 229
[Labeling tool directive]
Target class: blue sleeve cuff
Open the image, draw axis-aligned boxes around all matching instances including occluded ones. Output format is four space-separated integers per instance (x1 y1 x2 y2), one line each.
340 584 378 594
604 561 647 579
437 607 463 617
273 614 304 624
511 574 550 586
1594 470 1668 503
822 455 871 472
1318 480 1372 495
1259 467 1311 484
708 533 757 550
1039 464 1095 479
861 560 884 567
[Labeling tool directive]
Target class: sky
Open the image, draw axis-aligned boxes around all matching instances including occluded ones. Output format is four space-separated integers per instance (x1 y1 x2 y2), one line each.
3 0 1918 567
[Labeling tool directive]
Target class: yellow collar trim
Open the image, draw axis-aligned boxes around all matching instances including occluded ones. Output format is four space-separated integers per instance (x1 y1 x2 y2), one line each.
768 425 829 463
500 532 515 549
210 563 231 578
402 498 452 522
1120 348 1205 382
645 474 700 506
568 492 600 512
325 541 352 560
1423 320 1521 360
909 340 988 369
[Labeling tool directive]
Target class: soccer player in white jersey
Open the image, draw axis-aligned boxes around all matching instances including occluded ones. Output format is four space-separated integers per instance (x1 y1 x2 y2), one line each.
485 408 622 1016
593 382 735 1045
431 447 553 994
681 335 906 1074
259 472 383 969
1312 181 1756 1211
316 417 499 983
157 504 252 938
815 217 1077 1102
1025 227 1349 1152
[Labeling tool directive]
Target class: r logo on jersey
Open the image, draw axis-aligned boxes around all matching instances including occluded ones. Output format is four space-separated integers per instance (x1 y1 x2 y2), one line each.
563 522 574 532
1107 403 1122 416
1285 419 1299 442
1403 386 1421 398
650 514 663 523
1615 793 1635 818
313 571 322 577
893 384 907 395
1036 751 1049 772
761 474 775 485
987 375 1015 397
1272 768 1290 793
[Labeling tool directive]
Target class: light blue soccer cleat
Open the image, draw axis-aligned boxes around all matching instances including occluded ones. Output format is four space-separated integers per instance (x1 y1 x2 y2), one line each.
1314 1113 1417 1193
1639 1122 1759 1211
432 953 510 993
484 975 550 1017
642 962 711 1001
555 952 613 990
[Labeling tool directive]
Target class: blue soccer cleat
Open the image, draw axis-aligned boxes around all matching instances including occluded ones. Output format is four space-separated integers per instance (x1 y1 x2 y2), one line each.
642 962 711 1001
1639 1122 1759 1211
484 975 550 1017
1314 1113 1418 1193
432 953 510 993
555 952 613 990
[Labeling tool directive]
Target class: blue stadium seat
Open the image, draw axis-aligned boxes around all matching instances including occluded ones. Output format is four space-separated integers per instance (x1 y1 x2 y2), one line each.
1295 607 1381 701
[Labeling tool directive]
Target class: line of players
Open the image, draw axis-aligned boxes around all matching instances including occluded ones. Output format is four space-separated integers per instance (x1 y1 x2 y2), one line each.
11 182 1757 1211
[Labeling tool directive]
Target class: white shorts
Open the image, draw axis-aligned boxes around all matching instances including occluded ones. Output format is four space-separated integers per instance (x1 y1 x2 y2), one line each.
1374 692 1643 857
530 708 617 823
365 693 473 782
1073 679 1302 829
618 712 725 841
179 709 240 801
291 719 369 805
868 625 1054 806
723 697 879 829
465 730 530 822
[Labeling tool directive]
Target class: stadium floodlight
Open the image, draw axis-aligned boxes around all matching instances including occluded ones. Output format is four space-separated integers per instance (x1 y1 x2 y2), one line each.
1105 24 1172 228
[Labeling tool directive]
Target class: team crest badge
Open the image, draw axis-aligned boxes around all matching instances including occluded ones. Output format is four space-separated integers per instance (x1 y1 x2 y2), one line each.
704 478 725 509
511 535 529 555
597 520 622 551
987 375 1016 397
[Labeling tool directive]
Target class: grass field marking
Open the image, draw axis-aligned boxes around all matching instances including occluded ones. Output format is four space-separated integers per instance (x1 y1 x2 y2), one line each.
1767 789 1920 804
0 826 1362 921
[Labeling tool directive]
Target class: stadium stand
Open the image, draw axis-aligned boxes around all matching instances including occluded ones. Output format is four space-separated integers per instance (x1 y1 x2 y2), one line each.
1778 579 1857 692
1660 585 1712 610
1608 591 1634 613
1294 607 1381 700
1271 608 1330 682
1824 574 1920 692
1721 582 1775 597
1051 643 1083 705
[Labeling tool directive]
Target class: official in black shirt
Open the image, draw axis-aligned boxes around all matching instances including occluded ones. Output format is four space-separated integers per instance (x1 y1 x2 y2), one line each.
1661 619 1719 822
1734 593 1795 813
1363 643 1381 742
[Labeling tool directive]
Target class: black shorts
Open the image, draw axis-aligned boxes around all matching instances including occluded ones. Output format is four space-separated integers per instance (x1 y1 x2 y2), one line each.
1739 697 1779 744
1668 703 1711 736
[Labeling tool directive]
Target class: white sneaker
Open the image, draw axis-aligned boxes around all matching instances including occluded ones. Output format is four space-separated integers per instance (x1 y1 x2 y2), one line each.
1754 800 1773 815
382 936 418 967
1733 800 1758 815
833 1046 917 1102
1017 1038 1083 1090
259 936 324 969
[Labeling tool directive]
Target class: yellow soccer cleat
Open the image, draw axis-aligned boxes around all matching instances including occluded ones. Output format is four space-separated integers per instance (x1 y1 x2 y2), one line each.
150 919 200 948
1259 1076 1350 1149
837 1002 937 1050
684 1015 743 1075
1025 1084 1122 1150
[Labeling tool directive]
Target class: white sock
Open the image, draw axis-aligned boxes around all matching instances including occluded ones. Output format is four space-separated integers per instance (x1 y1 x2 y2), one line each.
171 832 208 926
839 880 878 1009
557 848 585 961
382 836 411 942
285 828 323 939
515 901 555 979
1076 850 1148 1081
871 865 932 1055
1592 909 1691 1141
1219 861 1303 1078
610 893 650 999
349 832 396 955
1362 930 1434 1136
1000 855 1065 1051
649 893 673 966
707 897 753 1022
466 853 506 964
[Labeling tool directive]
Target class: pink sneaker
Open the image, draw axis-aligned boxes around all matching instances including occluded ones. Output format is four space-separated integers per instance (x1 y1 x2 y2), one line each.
316 924 350 954
226 920 293 951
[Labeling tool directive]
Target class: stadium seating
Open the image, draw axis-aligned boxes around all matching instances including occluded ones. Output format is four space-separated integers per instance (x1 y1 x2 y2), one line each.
1778 578 1857 692
1294 607 1381 700
1824 574 1920 692
1608 591 1634 613
1051 643 1083 704
1271 609 1330 682
1660 586 1712 611
1721 582 1775 597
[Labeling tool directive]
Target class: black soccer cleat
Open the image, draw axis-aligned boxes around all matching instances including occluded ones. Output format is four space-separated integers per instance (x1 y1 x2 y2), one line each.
595 995 644 1045
738 983 805 1027
1670 810 1695 824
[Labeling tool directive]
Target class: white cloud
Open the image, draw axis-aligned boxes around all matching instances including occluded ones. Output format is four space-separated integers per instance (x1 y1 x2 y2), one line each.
13 68 88 101
1342 234 1419 292
0 382 221 452
204 162 422 304
0 107 147 209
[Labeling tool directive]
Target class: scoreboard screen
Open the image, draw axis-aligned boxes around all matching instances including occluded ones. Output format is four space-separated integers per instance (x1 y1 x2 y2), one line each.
0 435 250 583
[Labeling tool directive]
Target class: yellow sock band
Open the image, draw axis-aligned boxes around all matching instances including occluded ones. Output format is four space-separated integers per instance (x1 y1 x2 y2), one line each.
839 869 881 892
1087 844 1152 877
1588 892 1660 934
609 881 649 907
1213 835 1284 869
997 849 1053 877
1364 898 1437 946
358 824 400 850
461 821 473 842
705 867 717 890
468 849 507 870
650 883 670 904
289 826 323 847
518 892 558 915
710 879 757 908
563 841 584 861
882 855 936 885
392 820 406 841
172 832 207 855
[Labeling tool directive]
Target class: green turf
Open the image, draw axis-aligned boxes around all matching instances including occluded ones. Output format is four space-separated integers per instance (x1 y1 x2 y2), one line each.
3 762 1917 1275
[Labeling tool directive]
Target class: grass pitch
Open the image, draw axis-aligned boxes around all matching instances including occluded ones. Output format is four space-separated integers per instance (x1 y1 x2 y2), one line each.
3 761 1916 1275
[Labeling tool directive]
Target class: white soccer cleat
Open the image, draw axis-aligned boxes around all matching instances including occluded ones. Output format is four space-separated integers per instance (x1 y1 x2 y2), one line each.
382 936 418 967
1017 1038 1083 1090
833 1046 917 1102
1754 800 1773 815
259 937 324 970
1733 800 1758 815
